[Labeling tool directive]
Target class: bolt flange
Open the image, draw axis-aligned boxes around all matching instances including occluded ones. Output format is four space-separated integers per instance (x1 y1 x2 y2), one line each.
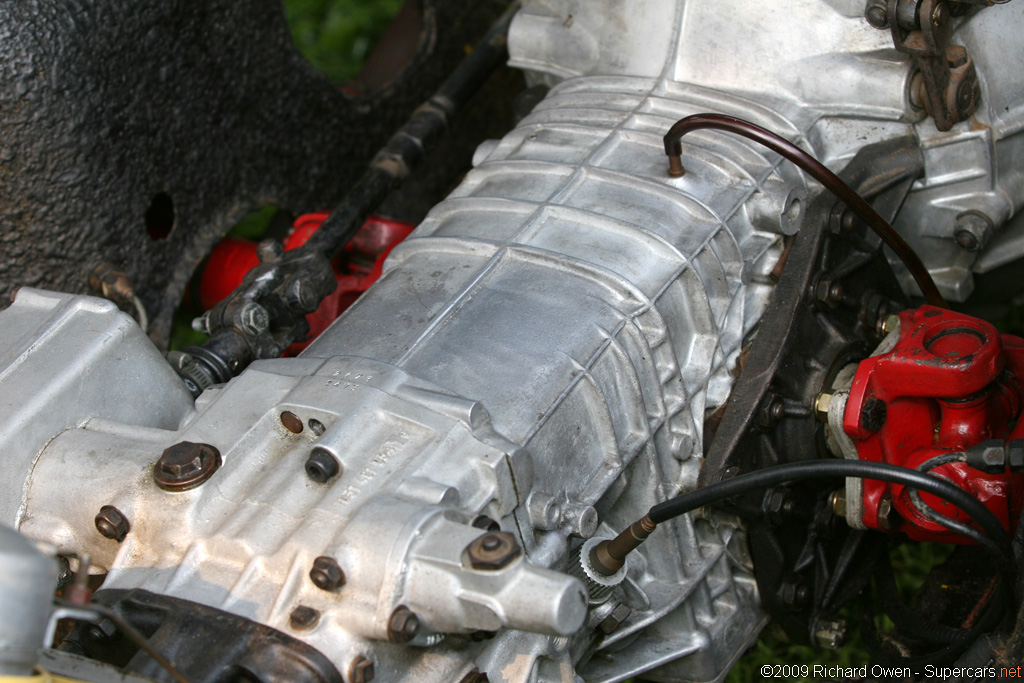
309 556 346 592
154 442 221 492
464 531 521 571
387 605 421 643
289 605 320 630
95 505 130 542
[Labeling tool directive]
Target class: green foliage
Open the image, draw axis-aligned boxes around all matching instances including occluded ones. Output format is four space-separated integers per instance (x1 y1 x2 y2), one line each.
285 0 405 84
725 540 955 682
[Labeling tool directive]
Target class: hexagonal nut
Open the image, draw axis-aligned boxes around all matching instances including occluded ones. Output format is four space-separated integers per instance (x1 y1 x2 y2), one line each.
239 302 269 336
877 496 898 531
598 603 632 635
813 393 832 420
94 505 130 542
813 618 847 649
387 606 421 644
464 532 522 571
829 489 847 518
969 439 1006 474
309 556 346 592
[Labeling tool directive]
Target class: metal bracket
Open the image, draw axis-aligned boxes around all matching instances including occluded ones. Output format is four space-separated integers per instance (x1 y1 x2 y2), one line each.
885 0 982 130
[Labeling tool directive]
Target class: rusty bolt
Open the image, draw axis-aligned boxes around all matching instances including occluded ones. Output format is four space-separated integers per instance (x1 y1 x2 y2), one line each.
305 448 341 483
280 411 304 434
956 78 977 117
309 556 346 592
757 394 785 429
464 531 522 571
387 605 421 643
865 0 889 28
154 442 221 492
289 605 320 630
598 603 632 635
954 211 993 252
94 506 130 542
349 656 375 683
829 205 856 234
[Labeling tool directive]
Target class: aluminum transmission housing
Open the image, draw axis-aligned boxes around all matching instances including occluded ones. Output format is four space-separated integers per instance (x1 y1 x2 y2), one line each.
2 1 1024 681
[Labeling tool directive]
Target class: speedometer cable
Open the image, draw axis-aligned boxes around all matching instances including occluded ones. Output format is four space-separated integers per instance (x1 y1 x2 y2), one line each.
662 113 947 308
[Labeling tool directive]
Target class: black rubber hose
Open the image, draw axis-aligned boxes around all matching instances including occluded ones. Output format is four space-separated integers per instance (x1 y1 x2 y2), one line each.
649 460 1012 564
907 452 988 549
662 113 947 308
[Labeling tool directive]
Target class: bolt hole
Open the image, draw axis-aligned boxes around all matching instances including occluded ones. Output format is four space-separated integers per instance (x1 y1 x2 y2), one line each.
145 192 175 241
783 197 802 224
308 418 326 436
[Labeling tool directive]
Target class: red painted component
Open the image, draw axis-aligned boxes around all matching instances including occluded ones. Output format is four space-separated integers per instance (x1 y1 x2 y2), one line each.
844 305 1024 543
199 213 415 353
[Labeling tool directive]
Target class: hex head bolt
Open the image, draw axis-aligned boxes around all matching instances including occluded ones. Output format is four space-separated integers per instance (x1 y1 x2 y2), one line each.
95 506 130 542
387 606 421 643
153 442 221 492
289 606 320 630
309 556 346 592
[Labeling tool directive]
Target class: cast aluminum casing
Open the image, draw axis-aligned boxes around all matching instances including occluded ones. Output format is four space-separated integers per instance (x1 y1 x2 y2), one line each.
3 1 1024 682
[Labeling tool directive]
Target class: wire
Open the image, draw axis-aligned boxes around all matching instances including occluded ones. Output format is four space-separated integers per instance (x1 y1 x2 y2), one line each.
662 113 947 308
648 460 1012 566
51 599 191 683
906 452 989 548
641 458 1014 663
